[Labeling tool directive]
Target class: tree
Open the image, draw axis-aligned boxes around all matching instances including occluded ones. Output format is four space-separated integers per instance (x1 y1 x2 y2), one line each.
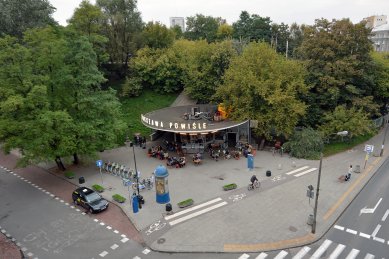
96 0 143 73
216 24 233 41
141 21 175 49
370 52 389 113
214 42 309 138
296 18 376 126
67 0 108 66
271 23 289 55
0 0 56 38
184 14 221 42
283 128 323 159
232 11 272 43
171 25 183 39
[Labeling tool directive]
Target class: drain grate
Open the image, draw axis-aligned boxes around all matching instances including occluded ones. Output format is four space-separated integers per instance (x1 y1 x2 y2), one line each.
157 238 166 244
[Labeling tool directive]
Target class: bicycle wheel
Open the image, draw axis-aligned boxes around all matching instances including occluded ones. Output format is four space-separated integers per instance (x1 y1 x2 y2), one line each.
247 184 253 191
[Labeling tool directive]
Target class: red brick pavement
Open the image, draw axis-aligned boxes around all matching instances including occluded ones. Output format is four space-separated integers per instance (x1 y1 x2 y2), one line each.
0 152 144 258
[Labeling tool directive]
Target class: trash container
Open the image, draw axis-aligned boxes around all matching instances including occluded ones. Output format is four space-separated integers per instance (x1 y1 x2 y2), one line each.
307 214 314 225
266 170 272 177
166 203 172 212
138 195 145 205
354 165 361 173
78 176 85 184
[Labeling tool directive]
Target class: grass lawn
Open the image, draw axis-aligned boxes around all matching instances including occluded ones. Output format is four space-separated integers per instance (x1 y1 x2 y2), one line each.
323 133 375 157
118 88 178 138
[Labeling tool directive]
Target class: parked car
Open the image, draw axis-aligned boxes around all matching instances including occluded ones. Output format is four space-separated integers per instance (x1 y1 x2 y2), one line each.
72 187 108 213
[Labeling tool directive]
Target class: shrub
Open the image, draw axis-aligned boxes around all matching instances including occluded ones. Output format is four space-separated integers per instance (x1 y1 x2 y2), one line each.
112 194 126 203
223 183 237 191
177 198 194 208
64 171 75 179
92 184 104 193
283 127 323 159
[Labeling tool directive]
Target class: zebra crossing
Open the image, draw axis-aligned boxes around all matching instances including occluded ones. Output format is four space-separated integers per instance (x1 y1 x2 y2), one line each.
237 239 378 259
286 166 318 178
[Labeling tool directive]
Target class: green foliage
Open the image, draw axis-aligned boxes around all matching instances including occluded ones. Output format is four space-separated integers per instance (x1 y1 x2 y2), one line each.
0 0 56 38
92 184 105 192
283 128 323 159
184 14 222 43
141 21 175 49
216 24 233 41
223 183 237 191
122 77 143 97
112 194 126 203
65 171 75 179
232 11 272 43
318 105 373 138
370 52 389 105
323 132 374 156
177 198 194 208
214 42 309 138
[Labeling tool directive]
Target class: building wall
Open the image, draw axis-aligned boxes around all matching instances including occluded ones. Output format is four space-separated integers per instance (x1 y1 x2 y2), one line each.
170 17 185 32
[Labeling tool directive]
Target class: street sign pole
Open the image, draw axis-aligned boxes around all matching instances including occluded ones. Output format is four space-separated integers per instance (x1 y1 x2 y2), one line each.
99 166 103 184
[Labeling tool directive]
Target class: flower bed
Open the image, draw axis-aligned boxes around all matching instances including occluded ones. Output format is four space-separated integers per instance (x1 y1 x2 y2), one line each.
223 183 237 191
112 194 126 203
92 184 104 193
177 198 194 208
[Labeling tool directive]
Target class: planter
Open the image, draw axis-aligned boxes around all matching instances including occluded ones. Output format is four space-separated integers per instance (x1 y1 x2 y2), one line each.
177 198 194 208
223 183 237 191
64 171 75 179
92 184 104 193
112 194 126 203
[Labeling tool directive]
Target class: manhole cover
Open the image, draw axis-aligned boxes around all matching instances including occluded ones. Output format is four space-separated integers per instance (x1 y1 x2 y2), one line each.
157 238 166 244
289 226 297 232
218 177 224 180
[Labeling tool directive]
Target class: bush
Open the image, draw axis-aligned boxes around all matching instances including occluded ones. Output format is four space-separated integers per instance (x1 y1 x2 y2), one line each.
112 194 126 203
64 171 75 179
283 127 323 159
223 183 237 191
177 198 194 208
92 184 104 193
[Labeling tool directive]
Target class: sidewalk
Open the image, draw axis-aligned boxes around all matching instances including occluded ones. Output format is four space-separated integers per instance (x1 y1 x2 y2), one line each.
0 129 387 254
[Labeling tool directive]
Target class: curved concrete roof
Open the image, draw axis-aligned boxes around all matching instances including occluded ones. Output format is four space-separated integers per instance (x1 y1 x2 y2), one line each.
373 23 389 32
141 104 248 133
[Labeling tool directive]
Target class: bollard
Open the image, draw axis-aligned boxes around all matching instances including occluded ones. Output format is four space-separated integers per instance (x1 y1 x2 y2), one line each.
278 164 282 170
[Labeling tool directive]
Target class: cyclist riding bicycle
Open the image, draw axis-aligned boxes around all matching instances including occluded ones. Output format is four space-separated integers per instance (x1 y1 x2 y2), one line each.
250 175 258 188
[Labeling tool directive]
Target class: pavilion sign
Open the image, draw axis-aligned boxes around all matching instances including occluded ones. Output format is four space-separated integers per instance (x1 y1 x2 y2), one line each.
141 114 208 132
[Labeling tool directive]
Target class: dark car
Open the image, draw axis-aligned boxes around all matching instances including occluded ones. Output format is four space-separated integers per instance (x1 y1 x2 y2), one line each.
72 187 109 213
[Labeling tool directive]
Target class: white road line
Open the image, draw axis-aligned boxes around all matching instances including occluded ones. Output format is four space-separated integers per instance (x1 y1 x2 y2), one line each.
65 203 69 206
121 234 126 238
165 197 222 220
100 222 105 226
142 248 151 254
294 168 317 177
381 209 389 222
238 254 250 259
292 246 311 259
110 244 119 250
373 237 385 243
21 247 27 252
114 230 119 234
169 201 227 226
346 228 357 235
286 166 309 175
371 224 381 237
274 250 288 259
121 237 129 243
27 252 34 257
311 239 332 259
364 253 375 259
328 244 345 259
106 226 112 230
334 225 345 231
255 252 268 259
133 256 141 259
345 248 359 259
76 209 80 212
99 251 108 257
60 200 64 203
359 232 371 239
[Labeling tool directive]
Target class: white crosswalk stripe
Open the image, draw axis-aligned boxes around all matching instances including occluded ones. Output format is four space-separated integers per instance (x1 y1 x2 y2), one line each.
292 246 311 259
273 250 288 259
311 239 332 258
364 253 375 259
285 166 317 177
345 248 360 259
255 252 268 259
238 253 250 259
328 243 346 259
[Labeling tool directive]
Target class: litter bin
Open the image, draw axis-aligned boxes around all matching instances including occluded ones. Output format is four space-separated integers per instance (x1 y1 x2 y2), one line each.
138 195 145 205
266 170 272 177
166 203 172 212
78 176 85 184
307 214 314 225
354 165 361 173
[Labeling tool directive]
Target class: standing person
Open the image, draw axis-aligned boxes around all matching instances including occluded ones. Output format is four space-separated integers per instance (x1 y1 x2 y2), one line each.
345 165 352 181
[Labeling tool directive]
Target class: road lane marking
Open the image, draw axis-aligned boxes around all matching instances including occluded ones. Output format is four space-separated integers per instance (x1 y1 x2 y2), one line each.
328 243 345 259
311 239 332 259
110 244 118 250
274 250 288 259
169 201 227 226
121 234 126 238
346 228 357 235
255 252 268 259
381 209 389 221
286 166 309 175
364 253 375 259
294 168 317 177
334 225 344 231
345 248 359 259
359 232 371 239
292 246 310 259
373 237 385 243
165 197 222 220
99 251 108 257
121 237 129 243
371 224 381 237
142 248 151 254
238 254 250 259
360 198 382 214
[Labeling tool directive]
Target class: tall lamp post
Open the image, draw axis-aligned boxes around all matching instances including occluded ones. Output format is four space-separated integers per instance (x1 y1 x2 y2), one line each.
380 119 388 157
126 138 141 208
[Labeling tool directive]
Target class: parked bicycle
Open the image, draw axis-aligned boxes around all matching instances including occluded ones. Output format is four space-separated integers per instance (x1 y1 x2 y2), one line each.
248 181 260 190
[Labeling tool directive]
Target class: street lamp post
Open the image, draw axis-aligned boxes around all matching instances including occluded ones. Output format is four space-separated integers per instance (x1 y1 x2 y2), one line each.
380 120 388 157
311 153 322 234
126 139 141 208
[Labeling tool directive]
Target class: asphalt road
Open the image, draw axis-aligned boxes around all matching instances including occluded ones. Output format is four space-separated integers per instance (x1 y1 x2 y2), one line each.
0 168 147 259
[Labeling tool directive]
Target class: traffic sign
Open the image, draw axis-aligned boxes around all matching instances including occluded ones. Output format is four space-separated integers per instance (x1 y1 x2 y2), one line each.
364 144 374 153
96 160 103 167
